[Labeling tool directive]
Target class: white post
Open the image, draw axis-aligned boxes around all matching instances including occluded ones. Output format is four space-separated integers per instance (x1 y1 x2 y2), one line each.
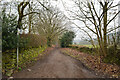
17 28 19 68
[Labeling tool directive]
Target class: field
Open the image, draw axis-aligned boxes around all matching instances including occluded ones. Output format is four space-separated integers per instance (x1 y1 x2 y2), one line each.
72 44 94 48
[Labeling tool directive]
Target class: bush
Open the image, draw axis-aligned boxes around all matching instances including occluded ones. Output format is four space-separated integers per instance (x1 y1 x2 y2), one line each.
60 31 76 48
20 34 47 49
103 46 120 65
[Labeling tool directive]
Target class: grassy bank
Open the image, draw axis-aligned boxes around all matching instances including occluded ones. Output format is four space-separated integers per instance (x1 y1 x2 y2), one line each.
69 45 120 66
61 48 120 78
2 46 47 76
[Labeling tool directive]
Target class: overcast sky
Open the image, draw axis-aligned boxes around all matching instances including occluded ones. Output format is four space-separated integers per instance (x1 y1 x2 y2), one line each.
1 0 120 42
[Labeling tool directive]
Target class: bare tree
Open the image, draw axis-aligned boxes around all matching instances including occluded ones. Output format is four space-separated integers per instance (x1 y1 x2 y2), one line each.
17 0 49 31
66 0 120 57
34 6 69 46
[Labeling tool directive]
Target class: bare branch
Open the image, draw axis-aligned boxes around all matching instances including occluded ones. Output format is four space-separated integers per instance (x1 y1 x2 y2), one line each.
107 26 120 33
107 11 120 26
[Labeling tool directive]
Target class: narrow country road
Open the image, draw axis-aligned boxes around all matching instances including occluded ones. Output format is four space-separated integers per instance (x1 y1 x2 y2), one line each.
13 48 98 78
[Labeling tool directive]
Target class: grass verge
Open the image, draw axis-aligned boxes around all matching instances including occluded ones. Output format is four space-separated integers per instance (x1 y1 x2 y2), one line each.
2 46 47 76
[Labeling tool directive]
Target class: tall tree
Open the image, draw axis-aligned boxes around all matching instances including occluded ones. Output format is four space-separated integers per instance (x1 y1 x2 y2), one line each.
66 0 120 57
35 6 69 47
2 7 18 51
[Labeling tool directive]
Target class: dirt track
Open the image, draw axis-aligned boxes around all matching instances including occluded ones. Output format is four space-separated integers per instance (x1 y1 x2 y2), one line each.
12 48 98 78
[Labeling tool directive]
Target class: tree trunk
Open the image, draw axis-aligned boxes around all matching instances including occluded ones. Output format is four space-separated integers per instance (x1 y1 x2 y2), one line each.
28 4 32 34
28 14 32 34
103 2 108 57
